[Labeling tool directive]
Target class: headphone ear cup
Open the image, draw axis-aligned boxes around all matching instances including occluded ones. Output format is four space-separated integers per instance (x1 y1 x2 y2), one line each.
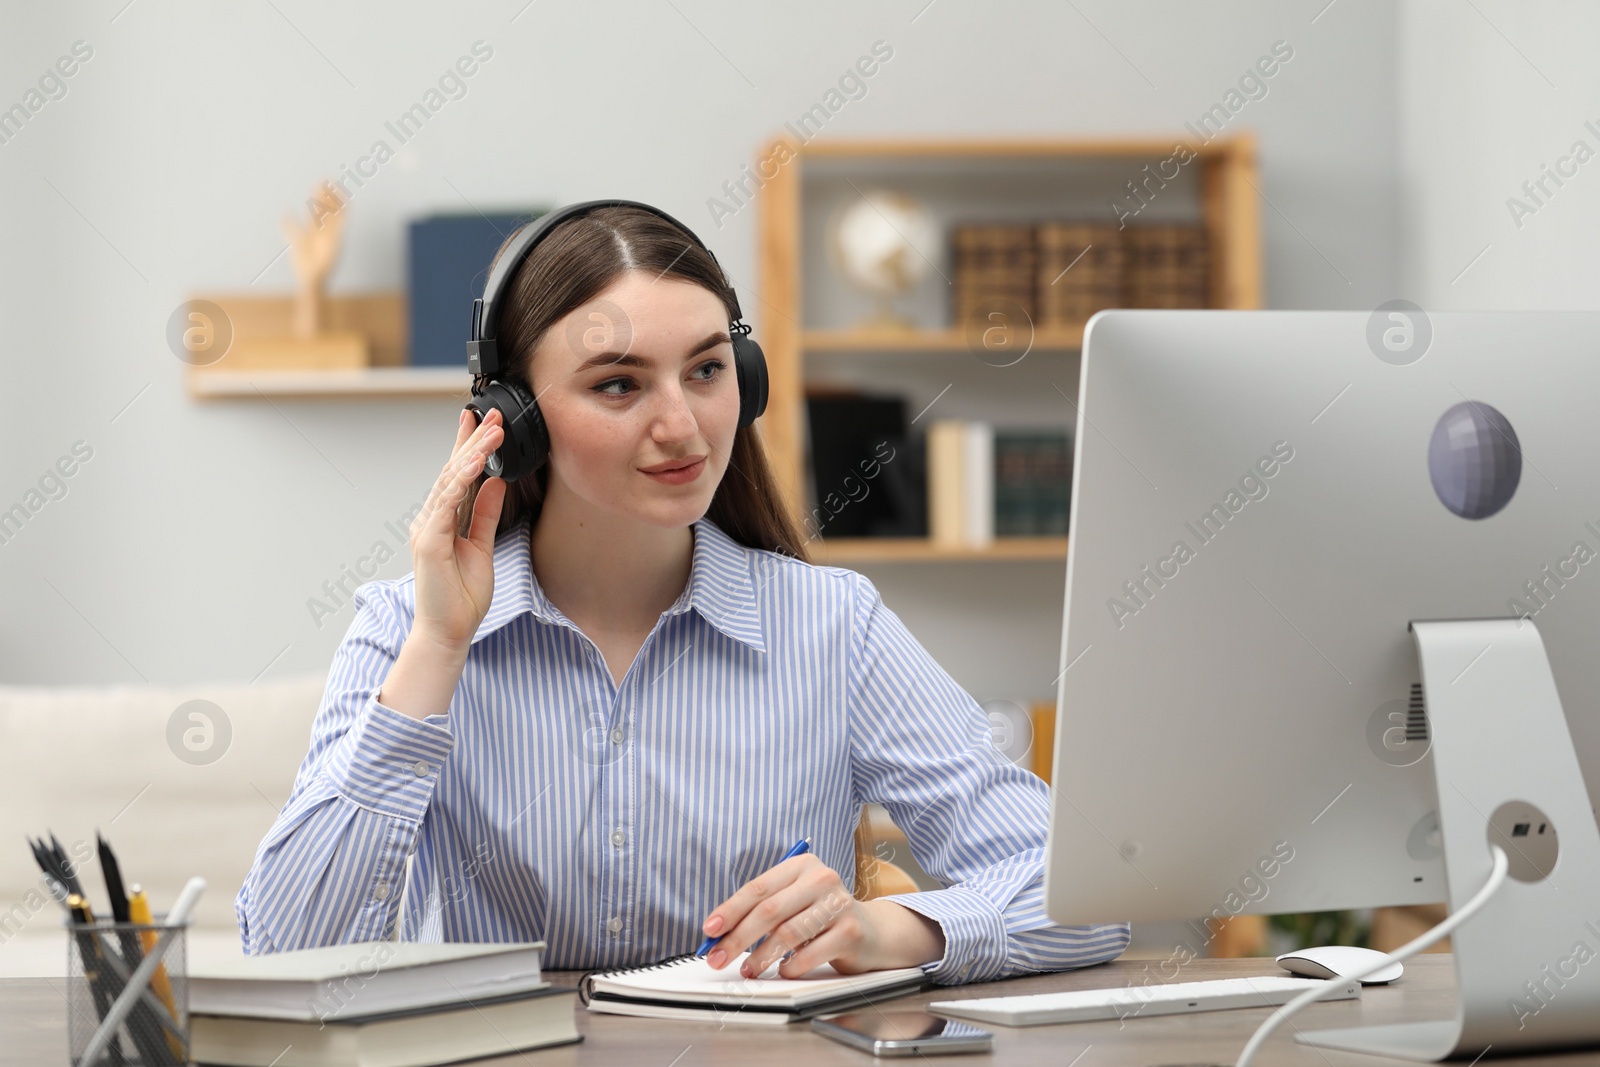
732 332 768 428
469 379 549 482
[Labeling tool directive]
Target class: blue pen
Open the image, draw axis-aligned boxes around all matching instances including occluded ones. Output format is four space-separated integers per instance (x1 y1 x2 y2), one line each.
695 837 811 958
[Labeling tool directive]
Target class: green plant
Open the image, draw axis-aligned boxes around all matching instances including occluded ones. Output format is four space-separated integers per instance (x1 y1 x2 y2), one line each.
1268 910 1371 951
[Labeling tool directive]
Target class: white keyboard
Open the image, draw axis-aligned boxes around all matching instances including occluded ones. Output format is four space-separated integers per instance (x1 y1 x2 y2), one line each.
928 975 1359 1027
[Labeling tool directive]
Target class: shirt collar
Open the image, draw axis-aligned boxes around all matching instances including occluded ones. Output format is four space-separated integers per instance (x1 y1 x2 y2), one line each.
675 516 767 653
469 515 767 653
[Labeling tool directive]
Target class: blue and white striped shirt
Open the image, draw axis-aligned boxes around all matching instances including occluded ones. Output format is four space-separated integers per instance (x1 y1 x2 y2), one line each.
235 516 1129 984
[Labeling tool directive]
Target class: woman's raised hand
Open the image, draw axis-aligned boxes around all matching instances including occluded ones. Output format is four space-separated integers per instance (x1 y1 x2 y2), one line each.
410 408 507 651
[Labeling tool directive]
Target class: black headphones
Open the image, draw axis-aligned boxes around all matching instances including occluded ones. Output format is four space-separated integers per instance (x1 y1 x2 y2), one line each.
464 198 768 483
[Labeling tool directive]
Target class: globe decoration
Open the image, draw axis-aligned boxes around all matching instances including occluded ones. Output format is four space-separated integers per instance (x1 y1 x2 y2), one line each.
1428 400 1521 519
827 189 938 332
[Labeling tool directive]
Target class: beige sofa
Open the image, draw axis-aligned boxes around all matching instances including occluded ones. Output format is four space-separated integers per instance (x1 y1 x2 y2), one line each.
0 673 330 977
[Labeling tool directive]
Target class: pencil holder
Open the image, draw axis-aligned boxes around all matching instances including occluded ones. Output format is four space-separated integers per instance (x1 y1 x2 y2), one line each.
64 914 189 1067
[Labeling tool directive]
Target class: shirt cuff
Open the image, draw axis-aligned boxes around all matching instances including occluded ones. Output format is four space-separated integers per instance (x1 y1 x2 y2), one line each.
875 886 1009 985
322 696 454 822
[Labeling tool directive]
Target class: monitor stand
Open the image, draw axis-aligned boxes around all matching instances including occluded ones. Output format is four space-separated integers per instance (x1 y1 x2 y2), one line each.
1298 618 1600 1061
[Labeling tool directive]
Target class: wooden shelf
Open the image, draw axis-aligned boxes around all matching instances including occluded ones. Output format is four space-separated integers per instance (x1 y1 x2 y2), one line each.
813 536 1067 564
758 133 1262 551
175 292 473 400
796 135 1252 161
187 366 469 400
804 325 1083 353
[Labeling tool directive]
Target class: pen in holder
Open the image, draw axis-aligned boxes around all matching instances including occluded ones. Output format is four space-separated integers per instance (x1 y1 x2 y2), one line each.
66 877 205 1067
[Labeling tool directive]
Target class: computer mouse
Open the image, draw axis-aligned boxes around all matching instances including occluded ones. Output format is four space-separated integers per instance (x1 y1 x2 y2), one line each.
1276 945 1403 984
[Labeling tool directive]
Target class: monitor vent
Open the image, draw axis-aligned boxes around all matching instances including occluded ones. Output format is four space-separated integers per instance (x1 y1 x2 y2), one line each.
1408 682 1429 741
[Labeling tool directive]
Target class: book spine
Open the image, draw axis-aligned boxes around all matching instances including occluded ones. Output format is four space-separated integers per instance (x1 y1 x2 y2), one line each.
927 420 967 547
1036 222 1124 328
963 421 994 546
1022 436 1043 536
1046 433 1072 535
1123 224 1209 309
951 223 1036 328
993 435 1022 538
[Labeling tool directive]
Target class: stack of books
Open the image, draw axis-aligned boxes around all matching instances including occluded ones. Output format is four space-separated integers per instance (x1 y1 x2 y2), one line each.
1122 225 1211 308
1036 222 1124 328
187 941 577 1067
927 421 1073 546
950 220 1211 329
950 224 1036 328
994 431 1073 536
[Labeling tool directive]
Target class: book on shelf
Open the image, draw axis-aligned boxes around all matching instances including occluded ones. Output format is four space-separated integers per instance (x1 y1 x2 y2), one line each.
993 430 1072 537
927 421 1071 546
926 419 973 547
1122 224 1211 309
963 420 994 545
806 392 925 539
951 223 1037 328
407 210 541 367
949 220 1211 332
1037 222 1124 328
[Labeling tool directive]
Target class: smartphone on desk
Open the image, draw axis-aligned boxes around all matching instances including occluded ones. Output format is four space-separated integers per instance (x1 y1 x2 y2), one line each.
812 1010 994 1056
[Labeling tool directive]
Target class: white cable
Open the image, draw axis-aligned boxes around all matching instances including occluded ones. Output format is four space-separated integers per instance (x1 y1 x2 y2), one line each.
1235 845 1510 1067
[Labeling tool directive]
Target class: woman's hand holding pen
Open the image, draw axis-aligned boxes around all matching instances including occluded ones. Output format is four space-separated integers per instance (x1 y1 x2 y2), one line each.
412 408 506 649
699 853 945 979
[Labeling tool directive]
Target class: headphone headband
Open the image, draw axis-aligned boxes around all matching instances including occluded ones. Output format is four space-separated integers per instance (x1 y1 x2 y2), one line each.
468 198 743 377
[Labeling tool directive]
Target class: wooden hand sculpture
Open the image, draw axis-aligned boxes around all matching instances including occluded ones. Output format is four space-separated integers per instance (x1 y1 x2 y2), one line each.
282 181 347 339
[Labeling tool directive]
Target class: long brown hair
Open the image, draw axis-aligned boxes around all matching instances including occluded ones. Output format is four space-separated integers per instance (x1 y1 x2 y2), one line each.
485 205 807 562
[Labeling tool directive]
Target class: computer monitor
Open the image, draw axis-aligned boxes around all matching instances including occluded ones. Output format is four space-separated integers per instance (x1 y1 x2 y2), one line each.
1043 310 1600 1059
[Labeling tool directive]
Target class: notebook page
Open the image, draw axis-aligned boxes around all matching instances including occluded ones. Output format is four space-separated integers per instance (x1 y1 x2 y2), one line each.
592 952 925 1003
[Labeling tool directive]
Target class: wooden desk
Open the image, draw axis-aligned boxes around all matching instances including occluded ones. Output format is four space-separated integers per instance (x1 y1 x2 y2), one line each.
5 956 1598 1066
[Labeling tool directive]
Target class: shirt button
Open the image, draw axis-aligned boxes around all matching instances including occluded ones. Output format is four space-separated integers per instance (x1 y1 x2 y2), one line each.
610 828 625 848
412 760 429 776
606 916 623 933
609 726 625 745
373 881 390 901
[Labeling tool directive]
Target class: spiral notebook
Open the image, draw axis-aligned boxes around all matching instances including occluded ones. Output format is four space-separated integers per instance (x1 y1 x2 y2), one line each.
579 951 931 1025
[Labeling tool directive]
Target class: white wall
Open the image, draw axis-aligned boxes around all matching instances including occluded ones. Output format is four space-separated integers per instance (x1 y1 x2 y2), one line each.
1398 0 1600 310
0 0 1401 701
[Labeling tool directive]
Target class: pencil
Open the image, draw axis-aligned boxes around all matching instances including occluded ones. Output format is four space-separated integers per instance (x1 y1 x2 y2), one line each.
129 884 186 1061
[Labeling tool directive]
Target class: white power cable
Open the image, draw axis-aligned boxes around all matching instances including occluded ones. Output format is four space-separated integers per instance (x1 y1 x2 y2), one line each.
1235 844 1510 1067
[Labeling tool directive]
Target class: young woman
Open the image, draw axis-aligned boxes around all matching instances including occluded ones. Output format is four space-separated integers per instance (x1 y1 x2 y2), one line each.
236 204 1129 985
